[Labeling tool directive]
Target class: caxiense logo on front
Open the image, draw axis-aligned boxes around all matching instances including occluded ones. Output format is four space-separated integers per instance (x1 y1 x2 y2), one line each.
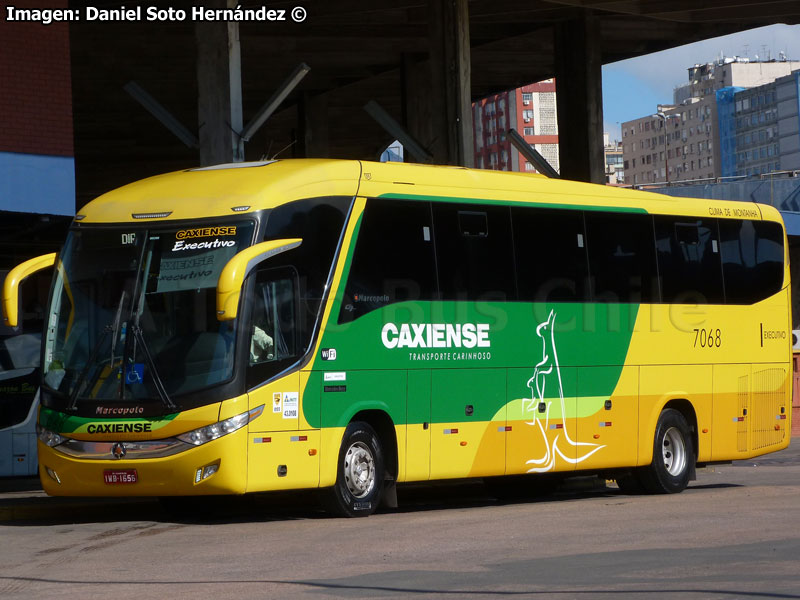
381 323 490 349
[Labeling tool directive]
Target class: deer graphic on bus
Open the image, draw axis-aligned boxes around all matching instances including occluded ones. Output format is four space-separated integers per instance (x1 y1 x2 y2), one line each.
523 310 604 472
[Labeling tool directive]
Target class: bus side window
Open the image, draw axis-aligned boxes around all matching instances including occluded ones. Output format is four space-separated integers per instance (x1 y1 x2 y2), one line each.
246 267 299 386
339 199 437 323
655 217 724 304
584 212 657 304
512 207 589 303
719 219 784 304
433 203 515 301
260 197 350 350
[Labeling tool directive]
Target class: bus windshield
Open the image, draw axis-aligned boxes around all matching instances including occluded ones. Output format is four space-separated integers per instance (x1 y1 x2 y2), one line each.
43 221 255 405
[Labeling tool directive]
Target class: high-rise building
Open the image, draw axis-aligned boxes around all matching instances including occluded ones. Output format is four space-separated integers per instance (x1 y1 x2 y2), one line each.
776 70 800 172
623 99 716 185
717 69 800 177
604 133 624 185
622 56 800 186
473 80 559 173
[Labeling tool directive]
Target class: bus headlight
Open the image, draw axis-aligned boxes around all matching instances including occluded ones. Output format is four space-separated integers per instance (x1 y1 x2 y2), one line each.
37 424 67 447
177 405 264 446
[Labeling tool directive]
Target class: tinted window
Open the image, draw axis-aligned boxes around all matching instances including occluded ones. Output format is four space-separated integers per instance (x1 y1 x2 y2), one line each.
0 333 40 370
720 219 784 303
339 199 437 322
585 212 657 303
263 197 350 337
433 203 515 301
512 207 589 302
246 267 300 388
0 333 40 429
655 217 724 303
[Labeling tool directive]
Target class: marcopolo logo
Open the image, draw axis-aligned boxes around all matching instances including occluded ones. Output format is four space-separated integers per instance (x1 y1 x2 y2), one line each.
381 323 490 349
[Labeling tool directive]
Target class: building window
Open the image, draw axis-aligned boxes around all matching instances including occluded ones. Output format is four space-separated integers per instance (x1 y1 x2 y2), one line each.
522 92 532 105
523 127 534 136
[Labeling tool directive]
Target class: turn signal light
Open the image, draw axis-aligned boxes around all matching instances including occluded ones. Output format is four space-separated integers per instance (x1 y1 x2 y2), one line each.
45 467 61 484
195 462 220 483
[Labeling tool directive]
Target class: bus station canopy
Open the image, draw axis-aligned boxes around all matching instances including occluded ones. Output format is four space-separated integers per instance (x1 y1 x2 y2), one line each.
70 0 800 206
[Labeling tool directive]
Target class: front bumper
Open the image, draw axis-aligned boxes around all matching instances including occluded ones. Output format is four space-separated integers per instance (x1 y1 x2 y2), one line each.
38 426 248 496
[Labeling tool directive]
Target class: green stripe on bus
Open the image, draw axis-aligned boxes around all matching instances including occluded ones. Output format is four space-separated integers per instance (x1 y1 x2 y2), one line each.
39 406 179 434
304 301 639 428
376 193 648 214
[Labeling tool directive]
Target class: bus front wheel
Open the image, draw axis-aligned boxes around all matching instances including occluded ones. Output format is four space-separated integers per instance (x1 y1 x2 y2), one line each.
325 421 384 517
639 408 693 494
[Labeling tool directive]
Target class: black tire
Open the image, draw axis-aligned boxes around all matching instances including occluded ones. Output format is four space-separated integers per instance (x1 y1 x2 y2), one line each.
324 421 385 517
638 408 694 494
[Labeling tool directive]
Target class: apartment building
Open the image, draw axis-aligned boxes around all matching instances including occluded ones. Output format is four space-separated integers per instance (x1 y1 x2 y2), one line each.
473 80 559 173
623 56 800 186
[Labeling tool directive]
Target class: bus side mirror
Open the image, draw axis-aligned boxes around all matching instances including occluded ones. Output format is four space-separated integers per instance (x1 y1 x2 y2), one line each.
216 238 302 321
2 253 57 328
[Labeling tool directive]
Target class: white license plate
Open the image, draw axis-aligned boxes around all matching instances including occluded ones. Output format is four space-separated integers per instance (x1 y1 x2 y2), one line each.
103 469 138 484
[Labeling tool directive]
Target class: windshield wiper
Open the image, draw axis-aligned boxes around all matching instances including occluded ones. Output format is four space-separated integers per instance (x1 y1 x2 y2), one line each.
109 290 127 369
66 290 130 411
66 326 110 412
129 324 177 411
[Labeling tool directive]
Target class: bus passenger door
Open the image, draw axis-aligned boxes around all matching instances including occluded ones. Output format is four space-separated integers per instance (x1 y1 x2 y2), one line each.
506 366 577 475
429 368 506 480
576 366 638 470
406 369 431 481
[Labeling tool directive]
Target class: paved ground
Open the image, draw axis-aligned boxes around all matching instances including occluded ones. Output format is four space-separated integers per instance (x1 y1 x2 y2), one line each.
1 443 799 599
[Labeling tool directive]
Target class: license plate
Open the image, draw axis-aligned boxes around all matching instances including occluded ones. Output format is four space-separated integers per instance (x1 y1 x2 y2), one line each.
103 469 138 484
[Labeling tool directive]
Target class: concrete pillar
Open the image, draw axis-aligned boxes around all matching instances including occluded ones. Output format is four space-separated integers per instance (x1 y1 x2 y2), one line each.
401 53 434 163
554 10 605 183
297 92 330 158
195 0 243 166
427 0 474 167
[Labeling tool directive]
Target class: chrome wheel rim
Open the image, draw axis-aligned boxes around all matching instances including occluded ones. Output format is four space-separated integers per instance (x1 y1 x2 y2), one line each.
343 441 375 498
662 426 686 476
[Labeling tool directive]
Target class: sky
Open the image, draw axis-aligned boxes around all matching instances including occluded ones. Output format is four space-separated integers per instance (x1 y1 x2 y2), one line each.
602 24 800 142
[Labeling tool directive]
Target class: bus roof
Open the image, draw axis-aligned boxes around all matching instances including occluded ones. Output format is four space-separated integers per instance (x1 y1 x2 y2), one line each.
76 158 781 225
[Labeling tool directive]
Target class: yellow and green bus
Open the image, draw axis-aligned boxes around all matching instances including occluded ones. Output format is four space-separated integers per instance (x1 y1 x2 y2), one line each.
2 159 792 516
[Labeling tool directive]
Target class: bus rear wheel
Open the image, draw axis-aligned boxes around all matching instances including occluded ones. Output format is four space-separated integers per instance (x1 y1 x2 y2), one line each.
325 421 384 517
639 408 693 494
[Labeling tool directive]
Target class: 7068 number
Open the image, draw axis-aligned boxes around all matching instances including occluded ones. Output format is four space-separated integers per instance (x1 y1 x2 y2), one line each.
694 328 721 348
